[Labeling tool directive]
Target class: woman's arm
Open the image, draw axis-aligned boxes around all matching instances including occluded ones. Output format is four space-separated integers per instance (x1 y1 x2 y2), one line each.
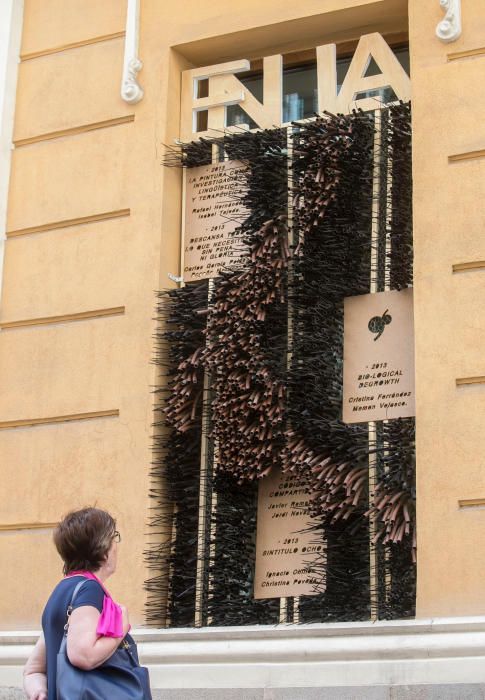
66 604 129 671
23 634 47 700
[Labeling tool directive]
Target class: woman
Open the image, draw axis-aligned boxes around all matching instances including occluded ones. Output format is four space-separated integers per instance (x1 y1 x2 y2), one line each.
23 507 136 700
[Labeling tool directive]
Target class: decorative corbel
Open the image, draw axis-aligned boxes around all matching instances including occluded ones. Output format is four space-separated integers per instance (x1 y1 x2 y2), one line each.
121 0 144 104
436 0 462 43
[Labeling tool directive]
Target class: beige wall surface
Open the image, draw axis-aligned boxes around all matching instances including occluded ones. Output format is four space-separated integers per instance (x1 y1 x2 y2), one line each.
20 0 126 57
1 0 164 629
0 0 411 630
410 0 485 616
0 0 406 628
1 217 134 320
1 0 483 630
14 38 131 141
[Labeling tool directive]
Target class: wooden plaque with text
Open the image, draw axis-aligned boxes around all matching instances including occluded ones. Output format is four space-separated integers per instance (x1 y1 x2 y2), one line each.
183 160 248 282
343 288 415 424
254 468 323 599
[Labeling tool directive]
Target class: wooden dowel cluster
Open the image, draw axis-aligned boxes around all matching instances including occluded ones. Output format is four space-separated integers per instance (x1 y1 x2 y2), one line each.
285 106 415 617
149 107 416 627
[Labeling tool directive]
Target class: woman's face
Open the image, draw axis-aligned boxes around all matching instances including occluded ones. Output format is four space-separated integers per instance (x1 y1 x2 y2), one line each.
104 538 118 576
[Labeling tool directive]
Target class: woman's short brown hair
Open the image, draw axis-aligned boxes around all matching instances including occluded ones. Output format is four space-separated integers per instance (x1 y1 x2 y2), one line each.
54 507 116 575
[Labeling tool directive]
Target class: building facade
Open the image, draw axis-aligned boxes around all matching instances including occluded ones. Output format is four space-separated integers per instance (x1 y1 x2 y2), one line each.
1 0 485 697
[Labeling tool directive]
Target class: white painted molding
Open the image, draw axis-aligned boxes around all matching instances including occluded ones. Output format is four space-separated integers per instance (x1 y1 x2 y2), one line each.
3 617 485 689
436 0 462 43
121 0 144 104
0 0 24 321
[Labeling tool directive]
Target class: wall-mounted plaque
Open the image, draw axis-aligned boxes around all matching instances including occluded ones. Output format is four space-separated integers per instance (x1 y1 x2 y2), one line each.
343 288 415 424
183 160 248 282
254 468 323 599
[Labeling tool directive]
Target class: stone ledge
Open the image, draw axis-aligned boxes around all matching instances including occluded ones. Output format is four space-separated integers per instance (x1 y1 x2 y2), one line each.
3 617 485 690
3 685 485 699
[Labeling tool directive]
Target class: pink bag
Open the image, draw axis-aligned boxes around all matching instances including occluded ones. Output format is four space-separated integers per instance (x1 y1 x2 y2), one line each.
66 570 125 638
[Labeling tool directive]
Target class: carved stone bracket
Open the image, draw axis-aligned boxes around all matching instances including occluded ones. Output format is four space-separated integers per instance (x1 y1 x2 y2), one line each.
436 0 462 43
121 0 144 104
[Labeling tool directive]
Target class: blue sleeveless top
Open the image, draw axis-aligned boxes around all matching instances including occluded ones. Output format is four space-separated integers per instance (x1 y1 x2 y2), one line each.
41 576 105 700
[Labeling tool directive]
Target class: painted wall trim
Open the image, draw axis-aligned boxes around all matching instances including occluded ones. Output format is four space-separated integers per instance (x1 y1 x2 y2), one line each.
448 46 485 62
453 260 485 273
456 375 485 387
449 148 485 163
121 0 144 104
3 617 485 689
6 209 131 238
0 409 119 431
0 522 58 532
14 115 135 148
436 0 462 43
0 0 24 325
0 306 126 330
20 32 125 61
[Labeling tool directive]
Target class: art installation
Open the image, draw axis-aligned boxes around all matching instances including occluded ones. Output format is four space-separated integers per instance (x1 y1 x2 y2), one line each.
146 103 415 628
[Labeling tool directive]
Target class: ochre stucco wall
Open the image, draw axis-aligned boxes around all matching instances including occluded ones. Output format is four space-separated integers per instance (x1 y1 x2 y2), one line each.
1 0 484 629
409 0 485 617
1 0 164 628
0 0 409 629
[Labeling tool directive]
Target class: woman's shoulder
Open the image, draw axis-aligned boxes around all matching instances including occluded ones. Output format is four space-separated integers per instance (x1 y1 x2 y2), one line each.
70 577 105 611
44 577 104 617
42 578 80 628
44 576 78 608
50 575 103 597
